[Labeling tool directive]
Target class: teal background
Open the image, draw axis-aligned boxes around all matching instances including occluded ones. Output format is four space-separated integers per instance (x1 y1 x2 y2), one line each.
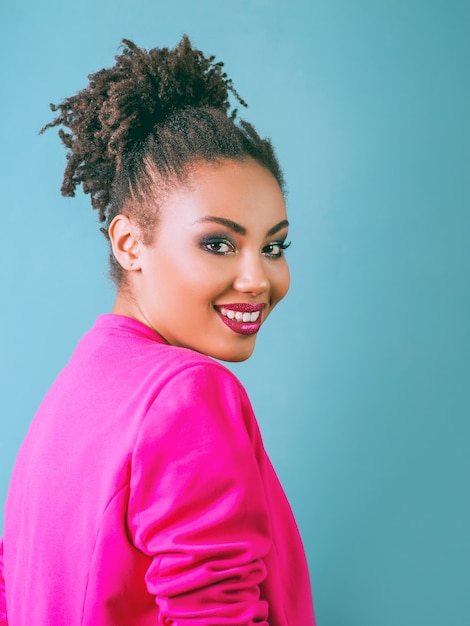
1 1 469 624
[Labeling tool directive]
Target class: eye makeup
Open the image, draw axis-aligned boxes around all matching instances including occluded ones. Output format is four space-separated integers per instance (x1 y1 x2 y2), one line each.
262 240 291 258
199 235 236 255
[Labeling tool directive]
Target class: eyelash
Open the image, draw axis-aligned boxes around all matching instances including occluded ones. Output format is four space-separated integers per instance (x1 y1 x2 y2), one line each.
200 238 235 255
263 240 291 258
200 237 291 258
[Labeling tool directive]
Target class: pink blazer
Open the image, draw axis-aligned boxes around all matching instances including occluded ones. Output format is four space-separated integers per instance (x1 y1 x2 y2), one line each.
1 315 315 625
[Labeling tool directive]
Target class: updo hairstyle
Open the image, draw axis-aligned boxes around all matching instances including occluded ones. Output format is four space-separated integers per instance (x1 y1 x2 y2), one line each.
41 36 284 284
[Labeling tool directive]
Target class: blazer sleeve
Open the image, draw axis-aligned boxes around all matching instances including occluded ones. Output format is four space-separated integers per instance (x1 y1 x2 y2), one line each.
0 540 8 625
127 362 272 624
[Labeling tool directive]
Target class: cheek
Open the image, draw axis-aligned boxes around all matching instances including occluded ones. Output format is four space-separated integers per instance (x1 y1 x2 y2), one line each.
271 262 290 304
158 256 229 309
154 251 207 290
180 257 234 296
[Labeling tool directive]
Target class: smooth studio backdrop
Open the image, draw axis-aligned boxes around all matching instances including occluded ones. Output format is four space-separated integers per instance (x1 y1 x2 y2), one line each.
1 1 469 624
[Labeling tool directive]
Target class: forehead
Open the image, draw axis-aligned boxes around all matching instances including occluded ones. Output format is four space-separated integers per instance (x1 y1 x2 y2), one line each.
159 158 287 227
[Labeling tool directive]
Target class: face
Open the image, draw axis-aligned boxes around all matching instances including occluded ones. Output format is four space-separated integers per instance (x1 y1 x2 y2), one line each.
114 158 290 362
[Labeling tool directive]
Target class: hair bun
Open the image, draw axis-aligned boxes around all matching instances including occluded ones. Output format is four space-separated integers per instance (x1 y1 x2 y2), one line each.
42 36 246 161
40 36 247 207
102 36 246 149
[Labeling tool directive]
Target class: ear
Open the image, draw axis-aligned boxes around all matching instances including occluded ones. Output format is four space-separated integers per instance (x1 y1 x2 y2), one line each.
108 214 142 271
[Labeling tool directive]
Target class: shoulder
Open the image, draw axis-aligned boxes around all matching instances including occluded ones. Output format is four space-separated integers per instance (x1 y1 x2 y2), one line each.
157 345 251 409
134 352 264 465
80 314 246 392
74 315 253 420
136 347 261 444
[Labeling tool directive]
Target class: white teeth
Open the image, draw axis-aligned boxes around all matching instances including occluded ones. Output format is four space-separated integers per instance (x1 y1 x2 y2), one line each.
219 308 261 323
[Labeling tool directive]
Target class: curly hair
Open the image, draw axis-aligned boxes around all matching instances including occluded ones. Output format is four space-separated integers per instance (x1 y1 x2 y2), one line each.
41 36 285 284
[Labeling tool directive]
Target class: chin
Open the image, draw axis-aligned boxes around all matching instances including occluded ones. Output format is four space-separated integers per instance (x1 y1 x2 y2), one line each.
223 354 252 363
216 342 256 363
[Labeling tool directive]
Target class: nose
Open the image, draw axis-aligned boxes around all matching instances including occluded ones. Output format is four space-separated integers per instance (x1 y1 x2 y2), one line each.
233 252 270 296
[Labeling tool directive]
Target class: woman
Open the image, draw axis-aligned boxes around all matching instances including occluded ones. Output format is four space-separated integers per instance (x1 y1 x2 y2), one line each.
0 37 315 625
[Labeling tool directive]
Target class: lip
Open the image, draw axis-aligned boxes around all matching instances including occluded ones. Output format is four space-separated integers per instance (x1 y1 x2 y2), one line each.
215 302 266 336
217 303 266 313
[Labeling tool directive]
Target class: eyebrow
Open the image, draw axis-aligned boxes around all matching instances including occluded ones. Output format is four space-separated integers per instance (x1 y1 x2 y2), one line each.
195 216 289 237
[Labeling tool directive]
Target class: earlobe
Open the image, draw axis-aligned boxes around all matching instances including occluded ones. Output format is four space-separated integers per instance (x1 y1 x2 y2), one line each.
108 214 142 271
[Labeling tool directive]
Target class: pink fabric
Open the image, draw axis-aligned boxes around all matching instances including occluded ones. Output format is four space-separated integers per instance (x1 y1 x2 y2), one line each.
1 314 314 625
0 541 6 625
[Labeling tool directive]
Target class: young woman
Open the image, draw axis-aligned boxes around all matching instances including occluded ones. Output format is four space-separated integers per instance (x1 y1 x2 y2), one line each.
0 37 315 625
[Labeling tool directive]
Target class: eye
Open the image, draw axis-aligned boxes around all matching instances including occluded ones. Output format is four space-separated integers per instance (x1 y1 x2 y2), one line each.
200 237 236 255
262 240 291 258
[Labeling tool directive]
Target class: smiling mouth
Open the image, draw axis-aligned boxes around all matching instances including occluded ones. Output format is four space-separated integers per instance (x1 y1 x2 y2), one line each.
215 303 266 335
220 307 261 322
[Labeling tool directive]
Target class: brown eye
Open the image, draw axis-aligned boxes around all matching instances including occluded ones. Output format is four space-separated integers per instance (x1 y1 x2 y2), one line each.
262 241 291 258
200 238 235 255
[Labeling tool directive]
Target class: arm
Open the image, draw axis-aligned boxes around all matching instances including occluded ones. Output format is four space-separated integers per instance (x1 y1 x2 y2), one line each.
127 363 271 624
0 540 8 625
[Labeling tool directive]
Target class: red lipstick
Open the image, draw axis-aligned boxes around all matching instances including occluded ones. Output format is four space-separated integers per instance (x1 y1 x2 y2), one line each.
215 303 266 336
